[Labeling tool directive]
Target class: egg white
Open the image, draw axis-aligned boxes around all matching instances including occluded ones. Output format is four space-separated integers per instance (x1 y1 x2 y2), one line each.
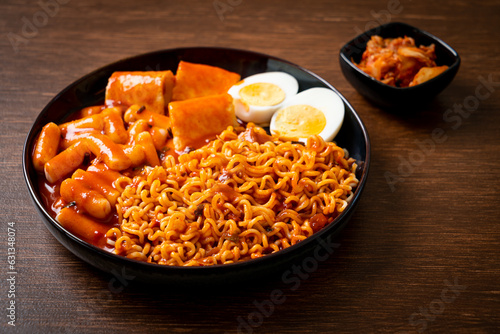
228 72 299 124
269 87 345 143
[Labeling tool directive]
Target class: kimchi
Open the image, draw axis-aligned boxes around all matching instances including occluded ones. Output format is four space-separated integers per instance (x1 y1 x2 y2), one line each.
356 35 448 87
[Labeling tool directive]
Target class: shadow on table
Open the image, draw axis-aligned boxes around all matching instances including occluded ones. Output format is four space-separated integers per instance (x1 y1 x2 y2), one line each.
73 233 355 332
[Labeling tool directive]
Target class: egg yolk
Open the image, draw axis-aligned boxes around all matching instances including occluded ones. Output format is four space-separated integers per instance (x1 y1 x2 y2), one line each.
273 104 326 139
239 83 285 106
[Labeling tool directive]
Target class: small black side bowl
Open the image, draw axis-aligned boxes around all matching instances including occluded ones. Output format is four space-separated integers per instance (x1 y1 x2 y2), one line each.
23 47 370 287
339 22 460 111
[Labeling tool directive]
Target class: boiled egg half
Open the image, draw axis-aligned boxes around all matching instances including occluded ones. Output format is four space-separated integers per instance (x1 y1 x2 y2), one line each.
269 87 345 143
228 72 299 124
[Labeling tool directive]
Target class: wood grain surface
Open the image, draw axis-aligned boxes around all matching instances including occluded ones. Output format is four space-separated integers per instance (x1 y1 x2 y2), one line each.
1 0 499 333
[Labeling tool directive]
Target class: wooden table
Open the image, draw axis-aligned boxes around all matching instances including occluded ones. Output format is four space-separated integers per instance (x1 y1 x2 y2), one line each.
1 0 499 333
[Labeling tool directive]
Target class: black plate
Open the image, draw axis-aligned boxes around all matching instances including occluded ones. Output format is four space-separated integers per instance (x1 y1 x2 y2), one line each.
339 22 460 111
23 47 370 286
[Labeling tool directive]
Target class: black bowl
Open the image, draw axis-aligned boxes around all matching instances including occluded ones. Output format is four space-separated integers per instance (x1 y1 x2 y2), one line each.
339 22 460 111
23 47 370 286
